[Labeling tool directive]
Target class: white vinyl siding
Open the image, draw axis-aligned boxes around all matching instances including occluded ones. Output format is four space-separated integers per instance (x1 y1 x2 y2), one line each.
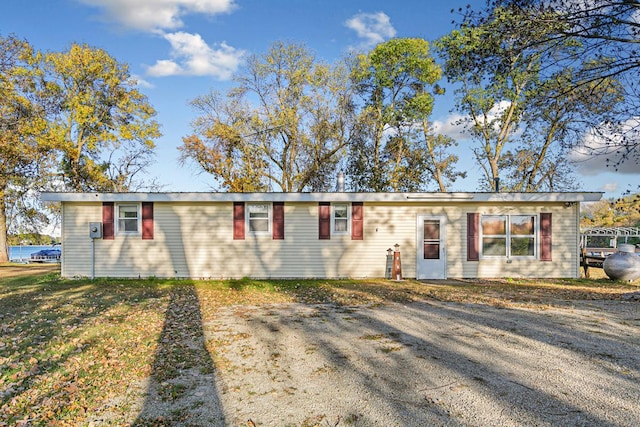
59 201 580 279
60 202 96 278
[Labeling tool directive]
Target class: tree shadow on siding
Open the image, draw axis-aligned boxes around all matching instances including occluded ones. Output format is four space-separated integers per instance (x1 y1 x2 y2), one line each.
133 284 225 426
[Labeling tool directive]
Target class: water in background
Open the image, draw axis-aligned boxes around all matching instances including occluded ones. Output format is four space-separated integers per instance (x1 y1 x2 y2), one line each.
8 245 58 261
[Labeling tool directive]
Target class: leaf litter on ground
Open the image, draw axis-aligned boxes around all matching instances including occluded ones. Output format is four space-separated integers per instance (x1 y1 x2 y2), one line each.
0 264 637 426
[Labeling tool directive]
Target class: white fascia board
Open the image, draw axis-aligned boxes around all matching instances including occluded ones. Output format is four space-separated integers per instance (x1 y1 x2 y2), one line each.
467 192 603 202
41 191 603 203
41 192 471 203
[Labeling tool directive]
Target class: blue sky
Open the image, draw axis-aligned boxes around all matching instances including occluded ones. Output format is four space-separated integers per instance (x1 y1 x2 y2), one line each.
1 0 637 198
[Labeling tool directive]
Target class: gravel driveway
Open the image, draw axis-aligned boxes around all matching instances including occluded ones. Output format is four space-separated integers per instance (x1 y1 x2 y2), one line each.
204 299 640 427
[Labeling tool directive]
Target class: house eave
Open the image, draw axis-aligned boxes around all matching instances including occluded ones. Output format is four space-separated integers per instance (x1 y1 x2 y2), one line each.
41 191 603 204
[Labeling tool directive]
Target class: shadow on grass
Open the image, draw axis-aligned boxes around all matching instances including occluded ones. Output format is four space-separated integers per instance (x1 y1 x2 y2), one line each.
0 274 165 425
2 271 634 425
133 283 225 426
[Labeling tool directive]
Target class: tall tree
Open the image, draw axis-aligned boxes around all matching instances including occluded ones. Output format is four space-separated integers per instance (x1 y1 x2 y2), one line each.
180 91 271 192
43 43 161 192
470 0 640 171
104 137 162 191
437 6 547 190
437 5 623 191
502 65 622 191
417 125 465 192
348 38 462 192
0 35 53 262
180 42 356 192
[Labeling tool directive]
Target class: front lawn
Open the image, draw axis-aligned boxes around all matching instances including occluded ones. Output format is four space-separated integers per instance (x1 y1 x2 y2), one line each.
0 265 636 426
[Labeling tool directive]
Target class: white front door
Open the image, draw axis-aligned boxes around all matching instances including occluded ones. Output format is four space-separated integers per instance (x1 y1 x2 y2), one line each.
416 215 446 279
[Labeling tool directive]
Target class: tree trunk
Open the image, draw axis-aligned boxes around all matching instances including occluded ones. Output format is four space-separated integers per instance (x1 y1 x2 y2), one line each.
0 187 9 263
422 121 447 192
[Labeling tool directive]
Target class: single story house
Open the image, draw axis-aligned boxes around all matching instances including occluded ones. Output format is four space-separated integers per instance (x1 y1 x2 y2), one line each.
41 191 602 280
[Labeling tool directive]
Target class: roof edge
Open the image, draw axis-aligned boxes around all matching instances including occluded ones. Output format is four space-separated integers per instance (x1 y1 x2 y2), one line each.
41 191 603 203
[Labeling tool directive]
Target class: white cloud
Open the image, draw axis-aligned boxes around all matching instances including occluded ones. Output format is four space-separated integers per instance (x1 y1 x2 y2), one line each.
129 74 155 88
345 12 396 48
433 112 471 140
78 1 243 80
568 119 640 176
432 101 515 141
146 32 245 79
601 182 619 193
569 147 639 176
78 0 236 32
147 59 184 77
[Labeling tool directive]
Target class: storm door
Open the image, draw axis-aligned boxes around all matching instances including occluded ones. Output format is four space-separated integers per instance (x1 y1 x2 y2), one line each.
416 215 446 279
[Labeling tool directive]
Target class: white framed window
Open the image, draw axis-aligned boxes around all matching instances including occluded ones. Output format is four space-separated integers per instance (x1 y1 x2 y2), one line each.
117 204 140 234
481 214 536 258
332 203 349 234
247 203 271 234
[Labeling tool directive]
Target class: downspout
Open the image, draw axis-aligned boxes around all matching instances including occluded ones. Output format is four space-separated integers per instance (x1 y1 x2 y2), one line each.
575 202 581 279
61 203 65 278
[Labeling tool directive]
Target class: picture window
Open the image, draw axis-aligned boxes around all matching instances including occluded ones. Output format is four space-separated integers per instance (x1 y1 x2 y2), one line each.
481 214 536 258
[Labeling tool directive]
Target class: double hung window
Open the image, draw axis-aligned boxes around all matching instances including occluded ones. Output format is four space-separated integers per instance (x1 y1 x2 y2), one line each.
319 202 363 240
332 203 349 234
248 203 270 233
117 204 140 234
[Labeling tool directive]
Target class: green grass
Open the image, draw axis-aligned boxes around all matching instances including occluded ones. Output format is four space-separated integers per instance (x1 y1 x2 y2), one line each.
0 268 637 426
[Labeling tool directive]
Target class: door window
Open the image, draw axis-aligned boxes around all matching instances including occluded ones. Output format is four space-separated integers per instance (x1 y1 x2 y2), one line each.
423 220 440 259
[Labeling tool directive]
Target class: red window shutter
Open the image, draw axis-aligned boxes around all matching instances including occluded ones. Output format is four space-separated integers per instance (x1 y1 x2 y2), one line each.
102 202 114 240
233 202 245 240
142 202 154 240
351 202 363 240
319 202 330 240
273 202 285 240
467 213 479 261
540 212 552 261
